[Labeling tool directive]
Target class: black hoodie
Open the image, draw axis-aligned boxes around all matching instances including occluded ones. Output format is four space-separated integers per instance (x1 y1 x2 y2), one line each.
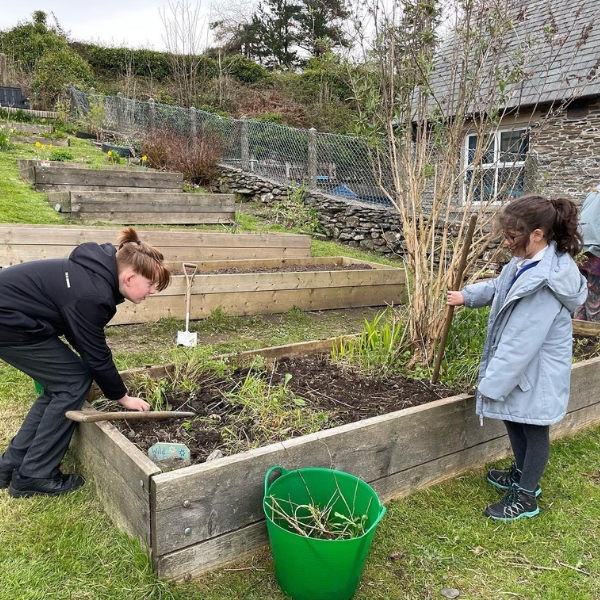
0 242 127 400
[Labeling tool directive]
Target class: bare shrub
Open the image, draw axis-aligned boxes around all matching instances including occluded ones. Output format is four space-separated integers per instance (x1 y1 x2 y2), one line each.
141 128 222 186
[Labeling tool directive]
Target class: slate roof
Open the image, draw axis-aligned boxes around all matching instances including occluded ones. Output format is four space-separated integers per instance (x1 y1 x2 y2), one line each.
430 0 600 112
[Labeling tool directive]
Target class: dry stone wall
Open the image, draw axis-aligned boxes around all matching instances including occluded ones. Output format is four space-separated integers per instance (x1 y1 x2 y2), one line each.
216 164 503 270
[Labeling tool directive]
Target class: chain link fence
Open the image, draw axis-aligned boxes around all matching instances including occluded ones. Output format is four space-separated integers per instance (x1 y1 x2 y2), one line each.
69 85 393 206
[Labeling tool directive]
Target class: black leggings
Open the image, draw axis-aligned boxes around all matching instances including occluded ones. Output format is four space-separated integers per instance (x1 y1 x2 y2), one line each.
504 420 550 492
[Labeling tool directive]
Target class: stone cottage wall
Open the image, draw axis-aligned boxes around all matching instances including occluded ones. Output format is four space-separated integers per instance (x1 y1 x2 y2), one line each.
528 99 600 201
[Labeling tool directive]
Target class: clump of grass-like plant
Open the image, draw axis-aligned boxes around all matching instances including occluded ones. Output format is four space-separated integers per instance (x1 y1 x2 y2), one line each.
220 369 329 454
332 305 487 388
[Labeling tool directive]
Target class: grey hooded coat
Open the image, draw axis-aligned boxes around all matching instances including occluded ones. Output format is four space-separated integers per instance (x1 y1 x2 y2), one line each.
461 242 587 426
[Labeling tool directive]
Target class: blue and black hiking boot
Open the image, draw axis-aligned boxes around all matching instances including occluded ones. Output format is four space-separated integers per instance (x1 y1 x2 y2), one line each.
484 483 539 521
486 463 541 497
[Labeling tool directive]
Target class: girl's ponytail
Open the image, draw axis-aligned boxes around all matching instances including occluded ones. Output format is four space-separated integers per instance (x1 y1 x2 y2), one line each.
550 198 582 257
498 195 582 258
116 227 171 291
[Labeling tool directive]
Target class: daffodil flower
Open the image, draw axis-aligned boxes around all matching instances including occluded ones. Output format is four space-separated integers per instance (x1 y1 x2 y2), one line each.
142 156 147 162
35 142 41 148
107 151 112 156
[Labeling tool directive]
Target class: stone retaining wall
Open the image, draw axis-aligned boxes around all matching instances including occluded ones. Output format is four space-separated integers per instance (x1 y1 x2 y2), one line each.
215 164 502 268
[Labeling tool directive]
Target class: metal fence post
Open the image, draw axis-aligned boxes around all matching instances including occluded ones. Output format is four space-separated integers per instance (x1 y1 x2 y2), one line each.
148 98 155 132
0 53 7 86
190 106 197 139
116 92 124 131
308 127 317 189
241 116 250 171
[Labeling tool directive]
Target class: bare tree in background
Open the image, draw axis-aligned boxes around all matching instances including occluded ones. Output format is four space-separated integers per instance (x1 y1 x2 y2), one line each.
160 0 207 106
350 0 599 366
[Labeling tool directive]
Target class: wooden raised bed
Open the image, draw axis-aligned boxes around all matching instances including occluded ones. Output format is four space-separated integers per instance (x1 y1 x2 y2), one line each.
0 224 311 266
573 319 600 337
47 191 236 225
71 338 600 579
17 159 183 193
112 256 406 325
7 122 54 134
13 135 70 146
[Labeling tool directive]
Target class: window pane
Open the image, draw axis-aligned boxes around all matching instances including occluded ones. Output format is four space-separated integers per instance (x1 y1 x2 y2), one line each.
497 166 525 198
465 168 496 203
500 130 528 163
467 134 494 165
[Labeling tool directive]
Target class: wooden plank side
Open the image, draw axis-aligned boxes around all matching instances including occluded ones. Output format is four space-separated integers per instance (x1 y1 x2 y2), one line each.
572 319 600 337
111 283 405 325
10 122 54 133
140 268 404 297
69 192 236 205
69 212 236 225
71 200 235 212
155 522 268 580
37 167 183 188
13 135 70 146
70 415 160 545
37 184 183 193
0 246 311 266
0 224 310 249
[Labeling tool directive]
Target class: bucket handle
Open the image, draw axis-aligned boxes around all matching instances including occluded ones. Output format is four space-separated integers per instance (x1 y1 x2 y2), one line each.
264 465 288 496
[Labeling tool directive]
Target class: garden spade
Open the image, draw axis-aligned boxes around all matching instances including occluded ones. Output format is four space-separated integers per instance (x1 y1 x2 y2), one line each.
177 262 198 347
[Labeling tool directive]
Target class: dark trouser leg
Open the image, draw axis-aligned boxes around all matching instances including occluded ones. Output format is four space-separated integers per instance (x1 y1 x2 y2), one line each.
503 420 527 470
503 420 550 491
519 424 550 492
0 338 91 479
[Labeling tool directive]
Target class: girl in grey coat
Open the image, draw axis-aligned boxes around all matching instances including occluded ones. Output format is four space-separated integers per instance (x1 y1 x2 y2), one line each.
448 195 587 521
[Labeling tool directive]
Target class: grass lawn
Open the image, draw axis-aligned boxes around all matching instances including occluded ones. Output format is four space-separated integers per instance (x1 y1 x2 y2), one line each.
1 130 600 599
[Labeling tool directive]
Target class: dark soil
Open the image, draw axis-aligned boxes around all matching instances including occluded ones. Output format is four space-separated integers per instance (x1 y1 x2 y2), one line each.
169 263 373 275
114 354 458 466
111 336 600 468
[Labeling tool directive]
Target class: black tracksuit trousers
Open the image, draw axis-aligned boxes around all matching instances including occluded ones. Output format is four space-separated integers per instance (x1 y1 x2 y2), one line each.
0 337 92 479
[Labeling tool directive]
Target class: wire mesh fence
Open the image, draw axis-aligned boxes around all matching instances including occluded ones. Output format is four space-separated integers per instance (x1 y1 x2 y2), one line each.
69 85 393 206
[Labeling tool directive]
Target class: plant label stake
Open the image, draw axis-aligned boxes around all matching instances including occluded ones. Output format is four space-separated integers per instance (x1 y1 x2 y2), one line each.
177 262 198 347
431 215 478 384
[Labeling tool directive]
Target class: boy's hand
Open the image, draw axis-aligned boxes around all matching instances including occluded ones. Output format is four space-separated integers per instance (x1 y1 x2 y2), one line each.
117 394 151 411
447 291 465 306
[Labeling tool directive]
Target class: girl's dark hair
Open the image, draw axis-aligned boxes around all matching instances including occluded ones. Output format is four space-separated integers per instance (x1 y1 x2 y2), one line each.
116 227 171 291
497 195 582 257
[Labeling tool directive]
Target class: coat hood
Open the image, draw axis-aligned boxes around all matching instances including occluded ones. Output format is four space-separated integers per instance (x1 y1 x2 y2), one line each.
69 242 122 302
507 242 587 313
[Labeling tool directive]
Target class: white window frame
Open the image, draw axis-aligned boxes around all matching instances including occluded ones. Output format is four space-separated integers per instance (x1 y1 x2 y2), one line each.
463 128 528 205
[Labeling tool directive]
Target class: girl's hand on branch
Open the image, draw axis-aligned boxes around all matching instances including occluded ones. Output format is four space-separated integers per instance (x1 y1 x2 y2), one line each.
447 291 465 306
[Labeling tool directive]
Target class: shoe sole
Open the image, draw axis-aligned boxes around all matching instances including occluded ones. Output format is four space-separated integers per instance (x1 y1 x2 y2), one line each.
486 475 542 497
485 507 540 521
8 482 84 498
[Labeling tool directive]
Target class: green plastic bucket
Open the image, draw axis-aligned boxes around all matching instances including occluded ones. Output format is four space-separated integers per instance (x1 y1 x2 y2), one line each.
263 466 386 600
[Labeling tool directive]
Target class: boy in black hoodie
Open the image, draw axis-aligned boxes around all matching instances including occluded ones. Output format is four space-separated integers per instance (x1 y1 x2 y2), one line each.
0 227 170 498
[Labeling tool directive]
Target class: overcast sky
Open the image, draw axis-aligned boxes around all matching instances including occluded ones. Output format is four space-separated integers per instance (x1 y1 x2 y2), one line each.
0 1 215 51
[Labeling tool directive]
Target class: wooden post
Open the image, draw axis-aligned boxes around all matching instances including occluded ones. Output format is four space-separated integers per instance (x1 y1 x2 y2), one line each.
240 116 250 171
308 128 317 189
431 215 478 384
0 53 7 86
